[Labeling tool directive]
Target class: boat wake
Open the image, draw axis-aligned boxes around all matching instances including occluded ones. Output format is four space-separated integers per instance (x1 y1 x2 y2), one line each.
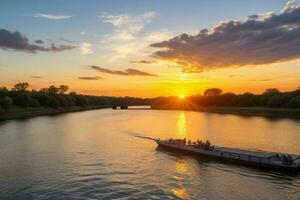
125 131 156 141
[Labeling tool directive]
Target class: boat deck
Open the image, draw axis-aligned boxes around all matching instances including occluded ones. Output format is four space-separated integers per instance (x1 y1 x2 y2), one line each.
157 140 300 170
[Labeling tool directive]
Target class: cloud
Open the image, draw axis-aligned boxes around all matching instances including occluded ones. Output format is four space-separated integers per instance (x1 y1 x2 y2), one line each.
80 42 92 55
78 76 102 80
249 78 273 82
31 76 43 79
130 60 155 64
0 29 77 53
49 43 76 52
150 1 300 72
101 12 155 41
90 65 157 76
34 40 44 44
58 37 76 43
33 13 72 20
80 31 87 35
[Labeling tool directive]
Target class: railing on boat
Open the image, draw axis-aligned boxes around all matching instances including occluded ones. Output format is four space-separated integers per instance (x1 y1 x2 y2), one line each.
219 151 271 164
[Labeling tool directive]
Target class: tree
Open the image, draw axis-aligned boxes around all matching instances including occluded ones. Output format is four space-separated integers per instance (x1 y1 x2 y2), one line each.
14 93 30 107
204 88 222 96
0 97 13 109
48 85 59 94
264 88 280 95
267 94 284 107
28 98 40 107
58 85 69 94
287 96 300 108
12 82 29 92
0 87 8 98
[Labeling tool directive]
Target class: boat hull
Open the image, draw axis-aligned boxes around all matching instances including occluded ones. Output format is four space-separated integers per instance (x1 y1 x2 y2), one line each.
156 140 300 172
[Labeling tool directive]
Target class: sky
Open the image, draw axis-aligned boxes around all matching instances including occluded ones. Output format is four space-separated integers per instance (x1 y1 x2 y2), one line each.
1 0 300 97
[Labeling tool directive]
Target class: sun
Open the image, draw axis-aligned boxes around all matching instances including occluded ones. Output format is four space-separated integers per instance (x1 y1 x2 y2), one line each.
179 94 185 100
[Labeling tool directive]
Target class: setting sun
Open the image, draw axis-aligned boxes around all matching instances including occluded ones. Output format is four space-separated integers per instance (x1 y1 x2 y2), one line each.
179 94 185 100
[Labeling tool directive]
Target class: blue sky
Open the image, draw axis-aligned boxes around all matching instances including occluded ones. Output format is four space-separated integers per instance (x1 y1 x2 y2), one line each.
1 0 285 40
1 0 300 97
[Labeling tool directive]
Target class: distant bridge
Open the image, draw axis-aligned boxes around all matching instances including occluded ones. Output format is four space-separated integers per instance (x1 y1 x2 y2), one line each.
112 105 128 109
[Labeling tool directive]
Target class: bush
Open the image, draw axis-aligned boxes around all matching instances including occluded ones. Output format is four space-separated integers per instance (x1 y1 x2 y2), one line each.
14 93 31 107
287 96 300 108
28 98 40 107
0 96 13 109
49 97 60 108
267 94 284 107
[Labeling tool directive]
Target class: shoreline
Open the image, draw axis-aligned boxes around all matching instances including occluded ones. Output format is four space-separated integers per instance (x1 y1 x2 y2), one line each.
151 106 300 118
2 105 300 121
0 105 110 121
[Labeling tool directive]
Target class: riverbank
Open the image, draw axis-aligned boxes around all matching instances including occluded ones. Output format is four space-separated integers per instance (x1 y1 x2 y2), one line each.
151 105 300 118
0 105 110 121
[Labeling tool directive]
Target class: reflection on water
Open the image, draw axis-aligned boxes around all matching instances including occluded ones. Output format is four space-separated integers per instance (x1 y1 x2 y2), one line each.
176 111 187 139
172 162 190 200
0 107 300 200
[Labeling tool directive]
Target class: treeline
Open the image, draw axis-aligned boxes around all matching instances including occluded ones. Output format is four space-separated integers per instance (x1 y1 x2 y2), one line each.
151 88 300 109
2 83 300 113
0 82 150 111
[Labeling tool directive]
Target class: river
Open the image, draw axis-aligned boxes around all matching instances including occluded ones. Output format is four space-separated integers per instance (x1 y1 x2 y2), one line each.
0 107 299 199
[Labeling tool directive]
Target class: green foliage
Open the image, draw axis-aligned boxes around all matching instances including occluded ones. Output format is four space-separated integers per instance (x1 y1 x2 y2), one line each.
0 97 13 109
287 96 300 108
267 94 284 107
14 93 31 107
0 87 9 98
28 98 40 107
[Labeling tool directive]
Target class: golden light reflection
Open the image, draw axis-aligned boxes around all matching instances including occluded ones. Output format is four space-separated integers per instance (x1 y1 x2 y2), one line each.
175 162 187 174
172 162 190 200
176 111 187 139
172 188 190 200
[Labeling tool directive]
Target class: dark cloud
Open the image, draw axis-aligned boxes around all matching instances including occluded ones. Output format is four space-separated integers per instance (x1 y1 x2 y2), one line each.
49 43 76 52
35 40 44 44
0 29 77 53
150 2 300 72
130 60 155 64
89 65 157 77
31 76 43 79
58 37 76 43
78 76 102 80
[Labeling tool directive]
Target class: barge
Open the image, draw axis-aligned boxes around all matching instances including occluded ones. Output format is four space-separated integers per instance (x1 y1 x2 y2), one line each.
156 139 300 172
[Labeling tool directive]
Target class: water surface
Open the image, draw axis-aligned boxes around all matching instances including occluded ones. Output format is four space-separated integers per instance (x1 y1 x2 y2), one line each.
0 107 300 199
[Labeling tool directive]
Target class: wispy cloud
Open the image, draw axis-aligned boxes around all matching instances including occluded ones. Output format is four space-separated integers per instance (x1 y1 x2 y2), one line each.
249 79 273 82
90 65 157 77
80 42 92 55
31 76 43 79
78 76 102 80
150 0 300 72
101 12 155 41
33 13 72 20
0 29 77 53
99 12 174 62
130 60 155 64
58 37 76 43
